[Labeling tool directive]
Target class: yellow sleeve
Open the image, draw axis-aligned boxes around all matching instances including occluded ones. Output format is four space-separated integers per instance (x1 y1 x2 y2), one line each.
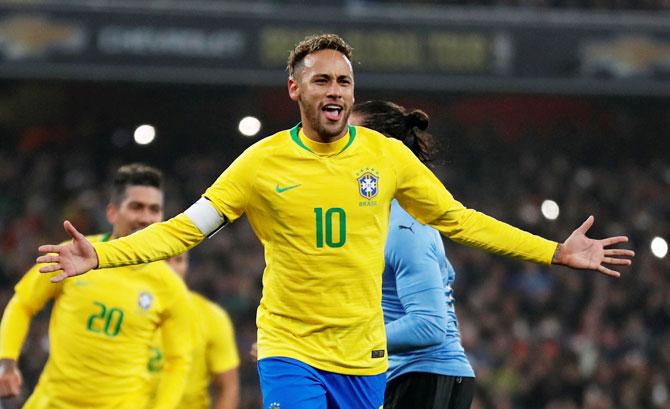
202 144 261 223
93 213 204 269
0 297 32 360
390 140 558 265
207 304 240 374
151 277 193 409
0 264 62 359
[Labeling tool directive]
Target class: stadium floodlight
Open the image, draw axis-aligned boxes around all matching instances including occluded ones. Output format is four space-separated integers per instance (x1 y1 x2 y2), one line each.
540 199 559 220
651 237 668 259
134 124 156 145
238 116 261 137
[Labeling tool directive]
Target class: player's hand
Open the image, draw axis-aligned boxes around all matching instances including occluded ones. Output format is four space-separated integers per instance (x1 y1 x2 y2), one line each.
36 221 99 283
552 216 635 277
249 342 258 359
0 359 22 398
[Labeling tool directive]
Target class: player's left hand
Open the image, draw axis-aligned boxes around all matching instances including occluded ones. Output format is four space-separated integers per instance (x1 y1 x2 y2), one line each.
552 215 635 277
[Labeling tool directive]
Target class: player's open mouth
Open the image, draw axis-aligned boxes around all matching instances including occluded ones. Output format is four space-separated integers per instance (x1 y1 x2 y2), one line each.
322 104 343 121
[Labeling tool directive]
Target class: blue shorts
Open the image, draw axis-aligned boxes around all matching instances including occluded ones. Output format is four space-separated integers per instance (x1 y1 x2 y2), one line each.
258 357 386 409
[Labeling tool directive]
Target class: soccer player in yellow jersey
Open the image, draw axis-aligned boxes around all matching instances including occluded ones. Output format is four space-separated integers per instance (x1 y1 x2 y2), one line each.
0 164 192 409
147 252 240 409
37 35 634 409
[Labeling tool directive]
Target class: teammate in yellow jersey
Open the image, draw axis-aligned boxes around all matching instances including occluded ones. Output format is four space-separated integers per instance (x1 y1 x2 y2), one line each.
147 252 240 409
0 164 192 408
36 34 634 409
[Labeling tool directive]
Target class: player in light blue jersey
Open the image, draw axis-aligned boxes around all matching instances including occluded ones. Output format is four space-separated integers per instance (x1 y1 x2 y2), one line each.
351 101 475 409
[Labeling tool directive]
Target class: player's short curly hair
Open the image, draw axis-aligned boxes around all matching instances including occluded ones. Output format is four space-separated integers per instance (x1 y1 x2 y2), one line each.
110 163 162 204
286 33 353 79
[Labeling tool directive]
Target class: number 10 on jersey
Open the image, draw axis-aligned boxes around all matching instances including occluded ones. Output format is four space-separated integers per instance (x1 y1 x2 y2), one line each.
314 207 346 248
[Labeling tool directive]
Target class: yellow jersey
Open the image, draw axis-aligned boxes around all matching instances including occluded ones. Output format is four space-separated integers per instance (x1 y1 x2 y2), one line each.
147 291 239 409
0 234 193 409
93 125 557 376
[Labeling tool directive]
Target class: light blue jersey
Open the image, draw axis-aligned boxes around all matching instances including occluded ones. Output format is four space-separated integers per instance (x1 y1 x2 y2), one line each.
382 200 475 381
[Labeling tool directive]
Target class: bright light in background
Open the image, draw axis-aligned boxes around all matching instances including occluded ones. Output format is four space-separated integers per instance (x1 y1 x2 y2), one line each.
134 124 156 145
238 116 261 137
651 237 668 259
541 199 560 220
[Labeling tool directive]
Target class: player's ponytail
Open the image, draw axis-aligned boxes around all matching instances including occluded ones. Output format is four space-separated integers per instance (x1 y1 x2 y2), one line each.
352 100 437 165
407 109 429 131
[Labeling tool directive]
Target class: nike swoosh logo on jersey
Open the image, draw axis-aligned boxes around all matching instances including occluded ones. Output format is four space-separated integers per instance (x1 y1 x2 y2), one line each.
275 184 301 193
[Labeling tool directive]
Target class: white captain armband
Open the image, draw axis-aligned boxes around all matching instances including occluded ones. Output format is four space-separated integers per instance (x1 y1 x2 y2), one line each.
183 197 228 238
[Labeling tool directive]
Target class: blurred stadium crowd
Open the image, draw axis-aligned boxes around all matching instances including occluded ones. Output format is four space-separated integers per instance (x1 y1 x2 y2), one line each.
0 89 667 409
290 0 670 10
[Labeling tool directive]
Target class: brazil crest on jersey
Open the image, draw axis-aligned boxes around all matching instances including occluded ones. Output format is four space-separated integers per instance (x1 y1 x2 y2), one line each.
357 168 379 200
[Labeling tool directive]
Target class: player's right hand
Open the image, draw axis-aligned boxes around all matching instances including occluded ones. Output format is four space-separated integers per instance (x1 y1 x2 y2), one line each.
0 359 22 398
36 220 99 283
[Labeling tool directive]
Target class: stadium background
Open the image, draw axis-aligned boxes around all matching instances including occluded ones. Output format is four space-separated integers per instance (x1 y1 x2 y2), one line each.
0 1 668 408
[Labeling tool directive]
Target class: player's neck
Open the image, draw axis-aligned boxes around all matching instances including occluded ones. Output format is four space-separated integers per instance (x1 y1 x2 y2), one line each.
298 128 351 157
301 124 347 144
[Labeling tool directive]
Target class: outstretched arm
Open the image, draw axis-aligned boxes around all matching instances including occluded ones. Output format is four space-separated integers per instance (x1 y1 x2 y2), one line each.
390 140 634 274
37 142 262 282
551 216 634 277
37 210 211 282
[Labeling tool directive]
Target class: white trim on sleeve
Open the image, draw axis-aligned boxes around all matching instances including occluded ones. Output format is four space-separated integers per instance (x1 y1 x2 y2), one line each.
183 197 227 238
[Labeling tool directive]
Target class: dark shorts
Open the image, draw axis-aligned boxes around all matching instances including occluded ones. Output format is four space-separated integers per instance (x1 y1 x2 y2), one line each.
258 357 386 409
384 372 475 409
